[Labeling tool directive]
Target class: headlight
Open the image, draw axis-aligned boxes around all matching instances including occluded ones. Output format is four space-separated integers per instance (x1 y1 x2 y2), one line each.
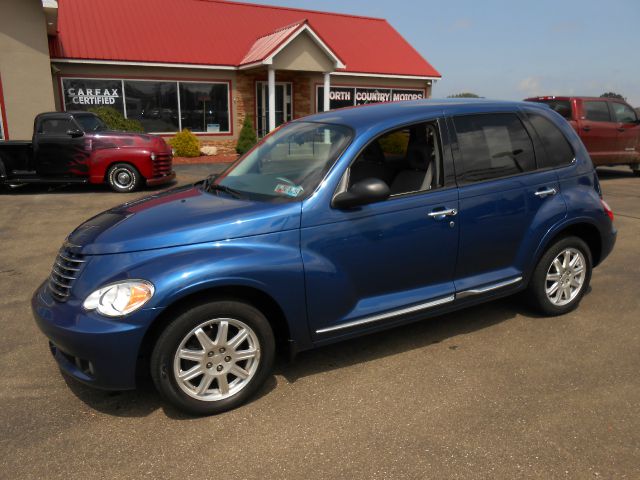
83 280 154 317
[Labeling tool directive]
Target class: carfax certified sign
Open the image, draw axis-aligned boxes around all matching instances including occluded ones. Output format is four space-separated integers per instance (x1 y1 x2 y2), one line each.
62 78 125 110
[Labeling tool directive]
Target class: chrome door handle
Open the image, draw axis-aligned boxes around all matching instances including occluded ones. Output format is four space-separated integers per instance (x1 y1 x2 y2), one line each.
534 188 557 198
428 208 458 218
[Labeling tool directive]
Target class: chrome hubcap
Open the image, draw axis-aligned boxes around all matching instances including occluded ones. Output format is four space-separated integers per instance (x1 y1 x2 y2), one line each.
173 318 260 401
114 169 133 188
545 248 586 306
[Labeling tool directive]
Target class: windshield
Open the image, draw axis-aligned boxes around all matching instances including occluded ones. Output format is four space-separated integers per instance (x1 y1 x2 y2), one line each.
208 121 352 201
75 114 108 132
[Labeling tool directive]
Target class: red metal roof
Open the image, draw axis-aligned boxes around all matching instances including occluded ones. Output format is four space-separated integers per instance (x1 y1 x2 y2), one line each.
241 20 306 66
49 0 441 78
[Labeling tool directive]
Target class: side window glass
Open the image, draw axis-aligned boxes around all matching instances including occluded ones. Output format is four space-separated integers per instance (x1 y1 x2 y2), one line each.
610 102 638 123
584 101 612 122
348 122 442 196
39 118 73 135
527 113 574 168
452 113 536 183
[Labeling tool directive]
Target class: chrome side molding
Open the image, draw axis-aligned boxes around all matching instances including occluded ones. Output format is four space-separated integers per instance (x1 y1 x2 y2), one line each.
456 276 523 300
315 295 455 334
316 276 523 335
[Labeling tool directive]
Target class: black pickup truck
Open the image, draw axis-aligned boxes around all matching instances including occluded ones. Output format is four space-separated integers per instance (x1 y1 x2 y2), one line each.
0 111 175 192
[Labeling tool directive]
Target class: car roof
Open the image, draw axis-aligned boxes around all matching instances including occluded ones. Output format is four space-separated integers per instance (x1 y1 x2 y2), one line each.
299 98 548 131
525 96 626 102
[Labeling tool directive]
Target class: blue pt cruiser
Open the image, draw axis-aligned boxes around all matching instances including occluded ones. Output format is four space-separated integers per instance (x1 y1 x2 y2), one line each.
32 100 617 415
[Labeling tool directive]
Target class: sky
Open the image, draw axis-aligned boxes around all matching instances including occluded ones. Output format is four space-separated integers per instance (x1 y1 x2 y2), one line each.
241 0 640 106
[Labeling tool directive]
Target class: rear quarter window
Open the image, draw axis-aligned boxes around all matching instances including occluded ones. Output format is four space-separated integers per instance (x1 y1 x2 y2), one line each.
452 113 536 183
526 113 575 168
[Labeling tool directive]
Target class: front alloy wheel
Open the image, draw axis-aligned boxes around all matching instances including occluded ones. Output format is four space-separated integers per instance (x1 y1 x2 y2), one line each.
151 301 275 415
174 318 261 401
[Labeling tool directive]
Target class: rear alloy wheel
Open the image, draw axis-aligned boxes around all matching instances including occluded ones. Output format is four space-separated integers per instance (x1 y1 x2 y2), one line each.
151 301 275 415
527 236 592 316
107 163 141 192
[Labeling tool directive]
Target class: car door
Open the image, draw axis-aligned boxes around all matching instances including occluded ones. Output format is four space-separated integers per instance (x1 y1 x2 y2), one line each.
578 99 619 165
609 101 640 164
34 115 89 177
302 119 459 337
448 111 567 295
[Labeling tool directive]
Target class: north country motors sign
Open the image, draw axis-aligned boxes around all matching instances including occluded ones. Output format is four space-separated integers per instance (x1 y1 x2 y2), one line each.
316 85 425 111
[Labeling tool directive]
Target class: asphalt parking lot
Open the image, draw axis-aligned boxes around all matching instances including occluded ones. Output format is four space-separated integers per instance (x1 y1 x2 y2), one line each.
1 165 638 479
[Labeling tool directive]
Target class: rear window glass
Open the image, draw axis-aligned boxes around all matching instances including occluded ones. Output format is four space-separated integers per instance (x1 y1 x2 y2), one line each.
532 100 572 119
527 113 574 168
584 101 612 122
453 113 536 183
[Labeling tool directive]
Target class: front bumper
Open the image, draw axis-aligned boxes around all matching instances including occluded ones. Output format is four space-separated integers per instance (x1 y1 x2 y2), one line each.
147 170 176 187
31 282 160 390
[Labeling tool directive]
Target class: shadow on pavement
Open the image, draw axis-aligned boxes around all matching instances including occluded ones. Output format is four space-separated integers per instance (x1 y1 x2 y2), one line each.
596 167 637 181
63 295 540 419
278 296 538 383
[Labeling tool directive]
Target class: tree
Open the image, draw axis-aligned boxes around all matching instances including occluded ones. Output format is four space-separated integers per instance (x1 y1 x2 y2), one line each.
600 92 626 100
236 116 258 155
447 92 482 98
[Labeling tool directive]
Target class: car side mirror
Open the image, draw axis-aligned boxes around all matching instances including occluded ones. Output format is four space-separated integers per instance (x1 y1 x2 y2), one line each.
67 128 84 138
332 178 390 209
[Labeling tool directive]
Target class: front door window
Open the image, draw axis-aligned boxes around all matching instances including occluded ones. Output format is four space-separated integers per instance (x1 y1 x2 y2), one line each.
256 82 292 137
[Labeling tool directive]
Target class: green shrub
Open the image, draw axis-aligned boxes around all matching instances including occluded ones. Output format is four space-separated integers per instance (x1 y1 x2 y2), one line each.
88 106 144 132
168 129 201 157
236 116 258 155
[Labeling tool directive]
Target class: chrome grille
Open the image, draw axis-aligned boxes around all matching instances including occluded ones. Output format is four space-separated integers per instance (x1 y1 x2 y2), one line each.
152 154 173 177
49 249 86 302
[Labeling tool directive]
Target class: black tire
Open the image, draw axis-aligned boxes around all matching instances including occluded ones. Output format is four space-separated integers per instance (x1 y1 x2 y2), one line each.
526 236 592 316
107 163 142 193
151 300 275 415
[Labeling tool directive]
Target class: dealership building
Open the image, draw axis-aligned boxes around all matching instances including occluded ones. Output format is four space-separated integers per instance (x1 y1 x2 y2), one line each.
0 0 441 152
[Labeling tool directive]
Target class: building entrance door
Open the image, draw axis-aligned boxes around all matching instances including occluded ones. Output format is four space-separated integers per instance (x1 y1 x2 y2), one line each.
256 82 292 137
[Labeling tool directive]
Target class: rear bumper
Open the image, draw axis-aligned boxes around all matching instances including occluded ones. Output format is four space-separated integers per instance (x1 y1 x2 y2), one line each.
31 282 160 390
598 223 617 266
147 171 176 186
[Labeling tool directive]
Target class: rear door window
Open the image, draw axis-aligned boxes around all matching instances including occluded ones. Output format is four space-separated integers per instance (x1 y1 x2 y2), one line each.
610 102 638 123
452 113 536 183
584 101 612 122
527 113 575 168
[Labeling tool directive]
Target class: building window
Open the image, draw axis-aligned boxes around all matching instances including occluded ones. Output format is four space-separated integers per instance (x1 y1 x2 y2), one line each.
316 85 426 112
179 82 230 133
61 77 231 134
124 81 179 133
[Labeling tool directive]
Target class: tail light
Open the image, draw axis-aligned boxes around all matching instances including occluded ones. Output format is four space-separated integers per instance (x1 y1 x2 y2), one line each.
601 199 614 222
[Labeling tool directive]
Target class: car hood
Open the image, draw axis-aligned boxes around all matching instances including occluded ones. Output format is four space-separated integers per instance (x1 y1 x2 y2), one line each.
66 185 302 255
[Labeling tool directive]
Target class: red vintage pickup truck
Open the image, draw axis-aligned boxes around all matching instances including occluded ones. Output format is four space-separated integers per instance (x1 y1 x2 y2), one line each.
526 96 640 175
0 111 175 192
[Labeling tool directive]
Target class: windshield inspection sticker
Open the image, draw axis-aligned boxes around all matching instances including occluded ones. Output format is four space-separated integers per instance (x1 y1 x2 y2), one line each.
275 184 304 198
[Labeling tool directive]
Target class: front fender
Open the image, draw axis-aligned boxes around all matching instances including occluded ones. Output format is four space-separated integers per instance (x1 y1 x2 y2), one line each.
76 230 311 350
89 148 155 183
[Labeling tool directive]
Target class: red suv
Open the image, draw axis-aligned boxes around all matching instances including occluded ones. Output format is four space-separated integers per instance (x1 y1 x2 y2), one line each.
525 96 640 175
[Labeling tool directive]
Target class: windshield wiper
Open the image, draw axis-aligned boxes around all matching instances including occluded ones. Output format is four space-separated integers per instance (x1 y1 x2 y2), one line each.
202 177 244 199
